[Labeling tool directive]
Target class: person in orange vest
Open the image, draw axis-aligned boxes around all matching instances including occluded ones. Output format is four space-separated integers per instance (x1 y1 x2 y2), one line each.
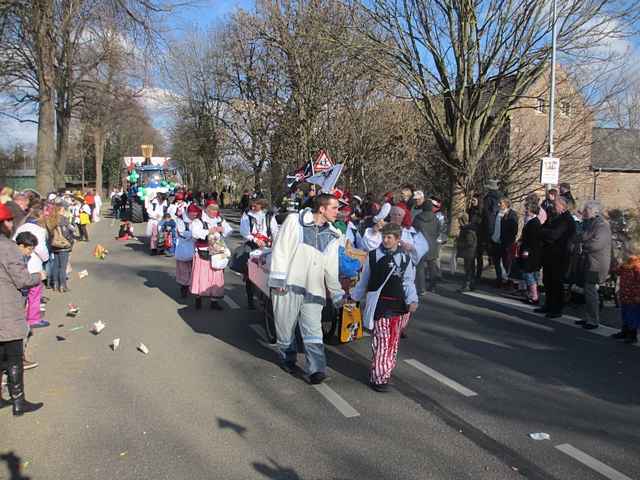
84 191 95 217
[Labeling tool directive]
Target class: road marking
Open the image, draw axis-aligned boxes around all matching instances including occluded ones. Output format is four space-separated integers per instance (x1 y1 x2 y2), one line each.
555 444 633 480
312 383 360 418
223 296 241 309
404 359 478 397
249 324 277 350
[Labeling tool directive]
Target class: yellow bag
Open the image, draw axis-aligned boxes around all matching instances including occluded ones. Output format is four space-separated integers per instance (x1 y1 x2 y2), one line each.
79 212 90 225
339 303 363 343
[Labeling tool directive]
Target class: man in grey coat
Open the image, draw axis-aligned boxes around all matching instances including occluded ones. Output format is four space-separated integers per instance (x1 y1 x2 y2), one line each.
412 191 438 294
576 200 612 330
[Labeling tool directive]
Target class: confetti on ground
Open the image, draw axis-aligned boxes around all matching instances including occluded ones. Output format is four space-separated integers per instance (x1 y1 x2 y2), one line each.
69 326 84 332
137 343 149 354
529 432 550 441
78 270 88 279
90 321 106 334
119 451 127 457
111 338 120 351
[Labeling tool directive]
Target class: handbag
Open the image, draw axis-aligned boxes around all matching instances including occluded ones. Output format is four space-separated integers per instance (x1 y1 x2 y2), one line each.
229 243 253 274
79 212 90 225
339 303 364 343
197 249 210 261
51 226 71 249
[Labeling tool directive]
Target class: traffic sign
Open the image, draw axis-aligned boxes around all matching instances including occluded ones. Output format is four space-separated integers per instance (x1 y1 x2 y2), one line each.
540 156 560 185
313 150 334 173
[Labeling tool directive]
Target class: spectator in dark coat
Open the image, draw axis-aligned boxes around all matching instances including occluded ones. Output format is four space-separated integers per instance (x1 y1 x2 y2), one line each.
467 195 483 276
490 197 519 286
456 213 480 292
576 200 611 330
535 196 576 318
478 179 503 279
559 182 575 205
541 188 558 221
519 199 543 304
412 192 440 293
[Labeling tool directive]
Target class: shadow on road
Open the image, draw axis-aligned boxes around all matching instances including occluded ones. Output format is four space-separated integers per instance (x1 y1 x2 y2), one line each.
253 458 302 480
0 451 31 480
137 268 191 306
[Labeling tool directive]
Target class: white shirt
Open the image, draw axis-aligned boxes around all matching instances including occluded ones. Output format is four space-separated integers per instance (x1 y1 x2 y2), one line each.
239 210 279 242
191 214 233 248
361 225 429 265
14 222 49 272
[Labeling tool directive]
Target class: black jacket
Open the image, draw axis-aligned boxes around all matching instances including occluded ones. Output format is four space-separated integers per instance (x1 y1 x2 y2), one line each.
520 217 542 272
480 190 502 242
497 209 519 246
540 211 576 269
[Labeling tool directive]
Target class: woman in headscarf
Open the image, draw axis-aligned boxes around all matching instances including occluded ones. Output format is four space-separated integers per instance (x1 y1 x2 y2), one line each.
175 203 200 298
190 200 233 310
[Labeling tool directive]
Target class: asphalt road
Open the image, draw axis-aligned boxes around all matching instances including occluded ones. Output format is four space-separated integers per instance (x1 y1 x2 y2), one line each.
1 210 639 480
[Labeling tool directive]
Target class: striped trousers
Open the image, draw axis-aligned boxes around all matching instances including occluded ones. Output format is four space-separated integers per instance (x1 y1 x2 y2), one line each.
370 313 410 385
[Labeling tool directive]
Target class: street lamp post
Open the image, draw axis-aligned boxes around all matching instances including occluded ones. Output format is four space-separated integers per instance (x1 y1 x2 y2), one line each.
548 0 558 159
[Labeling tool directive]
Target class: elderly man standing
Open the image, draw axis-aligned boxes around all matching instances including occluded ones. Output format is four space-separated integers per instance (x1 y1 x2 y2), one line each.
535 196 576 318
575 201 611 330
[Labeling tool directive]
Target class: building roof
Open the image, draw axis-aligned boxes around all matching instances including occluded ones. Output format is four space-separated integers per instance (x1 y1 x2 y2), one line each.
592 127 640 172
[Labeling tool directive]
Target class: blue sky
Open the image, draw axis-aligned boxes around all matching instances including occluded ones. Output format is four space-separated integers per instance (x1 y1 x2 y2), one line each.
0 0 252 149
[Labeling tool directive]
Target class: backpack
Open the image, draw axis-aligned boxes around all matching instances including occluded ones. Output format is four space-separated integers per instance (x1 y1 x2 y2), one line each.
51 226 71 249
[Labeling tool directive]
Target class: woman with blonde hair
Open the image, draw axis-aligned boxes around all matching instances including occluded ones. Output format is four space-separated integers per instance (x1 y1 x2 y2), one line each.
46 204 75 292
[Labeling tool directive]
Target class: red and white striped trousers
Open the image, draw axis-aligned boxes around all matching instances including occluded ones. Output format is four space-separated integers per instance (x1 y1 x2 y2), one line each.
370 313 411 385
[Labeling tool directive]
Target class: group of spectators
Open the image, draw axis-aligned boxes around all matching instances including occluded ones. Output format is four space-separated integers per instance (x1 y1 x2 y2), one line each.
0 186 102 417
453 181 639 343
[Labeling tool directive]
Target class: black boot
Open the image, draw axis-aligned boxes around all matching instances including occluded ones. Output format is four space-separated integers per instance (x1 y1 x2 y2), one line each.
180 285 189 298
246 282 255 310
210 300 223 311
611 325 628 340
195 296 202 310
625 328 638 344
7 363 43 416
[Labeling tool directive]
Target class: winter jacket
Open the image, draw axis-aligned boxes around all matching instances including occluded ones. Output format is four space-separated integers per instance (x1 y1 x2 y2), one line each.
0 235 40 341
413 208 440 260
456 225 478 260
519 217 542 273
497 209 519 247
580 215 612 284
540 210 576 271
268 209 344 306
480 190 502 243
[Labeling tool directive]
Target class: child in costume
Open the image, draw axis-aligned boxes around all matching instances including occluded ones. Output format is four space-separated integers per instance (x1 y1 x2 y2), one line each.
158 213 177 256
611 239 640 344
351 223 418 392
116 220 134 240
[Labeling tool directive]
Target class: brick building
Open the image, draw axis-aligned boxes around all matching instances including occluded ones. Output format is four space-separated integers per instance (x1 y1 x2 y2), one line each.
591 127 640 212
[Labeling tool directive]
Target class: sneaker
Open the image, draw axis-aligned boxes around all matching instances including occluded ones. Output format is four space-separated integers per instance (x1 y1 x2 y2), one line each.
280 362 296 374
574 320 586 326
41 297 50 304
23 359 39 370
210 301 223 311
610 331 627 340
31 320 50 329
583 324 599 330
309 372 326 385
370 382 390 393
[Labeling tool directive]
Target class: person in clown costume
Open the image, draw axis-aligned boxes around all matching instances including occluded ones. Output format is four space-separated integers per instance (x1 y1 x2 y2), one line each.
190 200 233 310
145 193 167 255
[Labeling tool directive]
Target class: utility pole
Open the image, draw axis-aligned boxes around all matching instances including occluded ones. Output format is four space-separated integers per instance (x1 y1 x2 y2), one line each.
548 0 558 158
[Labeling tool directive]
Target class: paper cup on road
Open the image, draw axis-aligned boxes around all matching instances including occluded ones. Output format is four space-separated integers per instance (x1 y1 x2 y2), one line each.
528 432 550 441
67 304 79 317
78 270 89 279
137 343 149 355
90 321 105 335
111 338 120 351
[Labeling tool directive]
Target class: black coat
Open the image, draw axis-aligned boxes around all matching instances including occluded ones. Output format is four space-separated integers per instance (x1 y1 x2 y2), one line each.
499 209 519 246
520 217 542 272
540 211 576 270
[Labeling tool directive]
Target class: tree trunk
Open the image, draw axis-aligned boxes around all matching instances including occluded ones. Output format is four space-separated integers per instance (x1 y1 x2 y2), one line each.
33 0 56 195
55 110 71 189
448 171 467 237
94 126 105 196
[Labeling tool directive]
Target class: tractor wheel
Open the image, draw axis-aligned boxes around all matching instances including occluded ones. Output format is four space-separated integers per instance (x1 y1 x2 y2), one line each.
130 202 144 223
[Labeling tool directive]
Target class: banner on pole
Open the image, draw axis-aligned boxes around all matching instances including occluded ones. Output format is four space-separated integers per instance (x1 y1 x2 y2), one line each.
540 157 560 185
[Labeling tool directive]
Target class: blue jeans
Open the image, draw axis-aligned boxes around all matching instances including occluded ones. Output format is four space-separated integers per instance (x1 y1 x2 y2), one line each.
523 271 540 286
51 250 70 289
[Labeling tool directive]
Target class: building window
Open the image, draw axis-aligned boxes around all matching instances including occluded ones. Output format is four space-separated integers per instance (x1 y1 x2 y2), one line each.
561 101 573 116
536 97 546 113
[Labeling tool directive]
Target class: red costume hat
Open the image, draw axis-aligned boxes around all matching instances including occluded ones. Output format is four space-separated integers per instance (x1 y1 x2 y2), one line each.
205 199 218 208
175 192 185 201
0 203 13 221
187 204 201 215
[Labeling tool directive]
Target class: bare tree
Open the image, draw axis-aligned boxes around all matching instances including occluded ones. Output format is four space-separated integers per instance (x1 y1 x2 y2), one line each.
350 0 640 215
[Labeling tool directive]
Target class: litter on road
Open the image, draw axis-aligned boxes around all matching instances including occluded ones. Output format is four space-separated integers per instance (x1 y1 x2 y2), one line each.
78 270 89 279
68 326 84 332
138 343 149 354
529 432 551 441
56 336 66 341
67 304 79 317
90 321 105 334
111 338 120 351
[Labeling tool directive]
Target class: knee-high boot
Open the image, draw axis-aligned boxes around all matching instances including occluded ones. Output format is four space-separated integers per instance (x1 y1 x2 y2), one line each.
245 281 255 310
7 362 43 416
